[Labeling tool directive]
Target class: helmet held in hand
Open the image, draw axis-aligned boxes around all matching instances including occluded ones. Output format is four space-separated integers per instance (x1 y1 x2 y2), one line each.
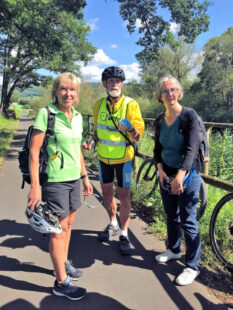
25 202 62 234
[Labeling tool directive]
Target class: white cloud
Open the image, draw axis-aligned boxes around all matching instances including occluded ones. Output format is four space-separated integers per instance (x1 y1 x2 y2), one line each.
120 63 141 82
110 44 118 49
80 50 141 83
80 65 102 82
170 22 181 34
88 18 99 31
123 18 142 30
135 19 142 29
90 49 117 66
11 48 17 57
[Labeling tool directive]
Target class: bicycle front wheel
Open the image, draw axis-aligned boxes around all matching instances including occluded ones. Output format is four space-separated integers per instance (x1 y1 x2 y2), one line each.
209 193 233 272
135 158 159 200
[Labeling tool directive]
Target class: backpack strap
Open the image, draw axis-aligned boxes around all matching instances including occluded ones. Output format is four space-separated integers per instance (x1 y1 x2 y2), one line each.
42 107 56 150
106 98 138 156
39 107 64 169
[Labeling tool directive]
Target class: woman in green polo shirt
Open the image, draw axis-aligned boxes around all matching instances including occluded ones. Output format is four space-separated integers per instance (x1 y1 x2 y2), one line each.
27 72 93 300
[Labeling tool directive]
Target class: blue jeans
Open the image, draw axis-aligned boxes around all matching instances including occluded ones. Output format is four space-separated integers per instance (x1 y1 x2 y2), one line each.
160 170 201 270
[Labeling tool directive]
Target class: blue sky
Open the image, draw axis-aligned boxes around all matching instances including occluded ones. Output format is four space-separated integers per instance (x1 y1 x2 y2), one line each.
81 0 233 82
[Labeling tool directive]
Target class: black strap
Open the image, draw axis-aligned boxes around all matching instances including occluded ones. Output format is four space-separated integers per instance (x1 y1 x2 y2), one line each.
42 107 56 151
39 107 63 169
106 103 138 155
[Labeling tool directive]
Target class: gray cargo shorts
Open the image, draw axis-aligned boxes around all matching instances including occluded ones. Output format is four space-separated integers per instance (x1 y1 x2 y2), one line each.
42 179 81 219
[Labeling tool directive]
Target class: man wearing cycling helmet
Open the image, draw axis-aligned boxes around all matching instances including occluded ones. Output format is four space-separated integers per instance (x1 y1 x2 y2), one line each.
88 66 144 254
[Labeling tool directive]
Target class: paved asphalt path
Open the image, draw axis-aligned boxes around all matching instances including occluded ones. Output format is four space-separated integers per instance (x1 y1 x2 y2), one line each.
0 115 229 310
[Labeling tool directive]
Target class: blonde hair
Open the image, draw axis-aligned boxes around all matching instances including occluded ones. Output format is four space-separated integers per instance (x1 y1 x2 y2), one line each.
155 75 183 103
52 72 79 104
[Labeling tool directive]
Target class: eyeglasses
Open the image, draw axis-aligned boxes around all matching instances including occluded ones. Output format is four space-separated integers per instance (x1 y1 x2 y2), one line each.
161 88 178 96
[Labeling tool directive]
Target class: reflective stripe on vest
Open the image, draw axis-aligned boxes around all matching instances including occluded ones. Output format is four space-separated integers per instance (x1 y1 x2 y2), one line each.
97 123 118 132
98 139 126 146
97 96 133 159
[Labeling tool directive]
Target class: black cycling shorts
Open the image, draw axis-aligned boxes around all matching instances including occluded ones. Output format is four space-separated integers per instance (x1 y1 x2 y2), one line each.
98 160 132 188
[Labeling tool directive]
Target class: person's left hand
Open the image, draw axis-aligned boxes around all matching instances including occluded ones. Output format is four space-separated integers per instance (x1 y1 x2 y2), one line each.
82 177 93 196
118 118 134 132
170 176 184 195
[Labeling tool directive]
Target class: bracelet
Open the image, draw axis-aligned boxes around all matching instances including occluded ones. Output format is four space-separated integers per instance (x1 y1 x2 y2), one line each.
80 174 87 179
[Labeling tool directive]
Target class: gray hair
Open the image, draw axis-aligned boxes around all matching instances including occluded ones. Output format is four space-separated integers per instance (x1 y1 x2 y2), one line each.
155 76 183 103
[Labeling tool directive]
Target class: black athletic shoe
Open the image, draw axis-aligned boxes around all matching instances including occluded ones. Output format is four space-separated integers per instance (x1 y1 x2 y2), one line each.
53 276 86 300
119 235 131 255
98 223 120 242
65 260 83 280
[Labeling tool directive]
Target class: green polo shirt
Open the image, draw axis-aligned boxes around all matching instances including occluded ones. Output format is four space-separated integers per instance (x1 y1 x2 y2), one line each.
33 103 83 182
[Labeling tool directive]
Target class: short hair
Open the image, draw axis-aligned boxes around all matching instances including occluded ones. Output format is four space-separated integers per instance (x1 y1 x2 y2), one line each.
155 76 183 103
52 72 79 104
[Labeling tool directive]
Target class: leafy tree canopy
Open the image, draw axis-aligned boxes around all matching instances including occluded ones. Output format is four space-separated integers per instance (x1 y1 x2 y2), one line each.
114 0 211 62
195 26 233 120
0 0 96 115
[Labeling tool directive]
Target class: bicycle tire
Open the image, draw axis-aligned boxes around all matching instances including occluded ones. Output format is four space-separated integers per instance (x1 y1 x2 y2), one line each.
136 158 159 199
196 177 207 221
209 192 233 272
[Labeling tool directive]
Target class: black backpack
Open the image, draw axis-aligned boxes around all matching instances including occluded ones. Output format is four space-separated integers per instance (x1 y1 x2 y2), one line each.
196 114 209 163
178 107 209 165
18 107 56 188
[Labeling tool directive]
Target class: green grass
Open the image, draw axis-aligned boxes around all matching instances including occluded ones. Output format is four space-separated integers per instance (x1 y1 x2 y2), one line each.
0 115 19 169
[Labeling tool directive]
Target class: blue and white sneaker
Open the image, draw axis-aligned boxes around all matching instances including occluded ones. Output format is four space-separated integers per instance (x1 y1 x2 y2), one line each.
65 260 83 280
53 276 86 300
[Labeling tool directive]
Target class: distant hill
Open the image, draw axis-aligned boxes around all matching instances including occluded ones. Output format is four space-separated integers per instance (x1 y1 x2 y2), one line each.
18 86 42 98
0 82 100 100
0 85 41 98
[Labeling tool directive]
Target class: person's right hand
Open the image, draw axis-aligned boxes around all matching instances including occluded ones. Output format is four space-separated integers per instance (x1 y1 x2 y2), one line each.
82 141 92 150
158 168 169 190
27 186 42 211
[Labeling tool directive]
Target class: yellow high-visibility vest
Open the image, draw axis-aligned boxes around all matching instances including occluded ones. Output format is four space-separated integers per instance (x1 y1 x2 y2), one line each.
97 96 133 159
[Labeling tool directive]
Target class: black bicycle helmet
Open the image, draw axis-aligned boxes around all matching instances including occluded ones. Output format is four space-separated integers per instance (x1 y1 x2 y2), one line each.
101 66 126 82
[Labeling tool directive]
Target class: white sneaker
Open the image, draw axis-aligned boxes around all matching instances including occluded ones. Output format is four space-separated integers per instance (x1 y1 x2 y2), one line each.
155 249 182 263
175 267 200 286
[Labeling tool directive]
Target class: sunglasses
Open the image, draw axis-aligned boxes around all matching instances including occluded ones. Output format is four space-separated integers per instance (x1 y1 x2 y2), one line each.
84 193 103 209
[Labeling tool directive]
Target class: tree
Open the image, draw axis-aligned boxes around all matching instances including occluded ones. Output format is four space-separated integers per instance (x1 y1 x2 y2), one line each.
158 39 203 81
115 0 211 62
10 90 20 103
0 0 96 116
195 27 233 121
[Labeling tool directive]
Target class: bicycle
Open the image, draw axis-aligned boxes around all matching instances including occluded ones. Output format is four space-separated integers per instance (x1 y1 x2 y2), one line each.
209 192 233 272
136 156 208 221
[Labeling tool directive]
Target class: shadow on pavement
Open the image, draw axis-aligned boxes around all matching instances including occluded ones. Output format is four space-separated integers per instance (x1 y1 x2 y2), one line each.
1 294 131 310
0 255 51 275
0 221 228 309
0 219 49 252
195 293 231 309
0 275 49 294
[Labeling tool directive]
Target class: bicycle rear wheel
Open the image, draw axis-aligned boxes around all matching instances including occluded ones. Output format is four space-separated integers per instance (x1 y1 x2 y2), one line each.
196 177 207 221
135 158 159 200
209 193 233 272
